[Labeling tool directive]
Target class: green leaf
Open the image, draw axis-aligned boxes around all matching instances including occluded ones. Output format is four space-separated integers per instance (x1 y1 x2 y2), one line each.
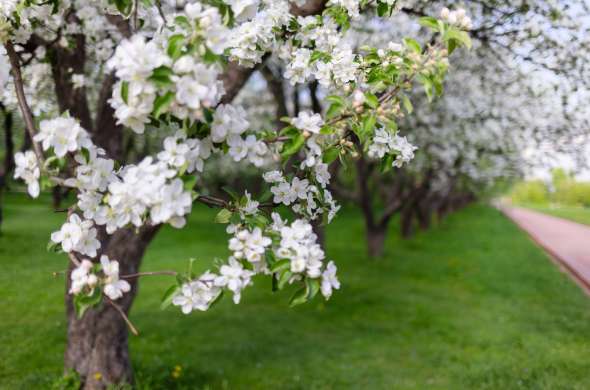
174 15 191 30
181 175 197 191
278 270 292 290
160 284 180 310
121 81 129 104
326 103 343 119
280 133 305 159
73 288 102 319
361 115 377 138
380 154 394 173
153 91 175 119
167 34 186 60
326 95 345 106
419 16 440 31
322 147 340 164
404 38 422 54
289 286 308 307
110 0 133 15
46 240 62 253
377 2 389 17
446 28 472 50
270 259 291 273
305 278 320 300
215 209 232 224
364 92 379 109
401 95 413 114
149 65 174 87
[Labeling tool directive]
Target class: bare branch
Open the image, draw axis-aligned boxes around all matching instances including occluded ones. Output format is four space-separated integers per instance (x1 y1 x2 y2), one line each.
4 41 45 165
107 299 139 336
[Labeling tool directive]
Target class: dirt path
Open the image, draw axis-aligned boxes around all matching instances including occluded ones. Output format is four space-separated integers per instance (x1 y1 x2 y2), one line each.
503 206 590 295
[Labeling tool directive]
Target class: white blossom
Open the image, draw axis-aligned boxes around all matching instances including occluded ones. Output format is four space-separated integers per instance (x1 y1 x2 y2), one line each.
101 255 131 300
173 272 221 313
321 261 340 299
214 257 254 304
292 111 324 134
69 259 97 295
13 151 40 198
35 117 92 157
50 214 100 257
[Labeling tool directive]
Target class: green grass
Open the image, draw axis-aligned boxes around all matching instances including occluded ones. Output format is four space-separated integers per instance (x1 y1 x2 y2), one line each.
517 203 590 226
2 193 590 389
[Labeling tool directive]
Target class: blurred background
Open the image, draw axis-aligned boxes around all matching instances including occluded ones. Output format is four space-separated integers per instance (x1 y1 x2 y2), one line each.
1 1 590 389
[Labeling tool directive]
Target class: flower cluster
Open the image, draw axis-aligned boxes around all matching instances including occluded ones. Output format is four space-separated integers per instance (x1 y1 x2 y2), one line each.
51 214 100 257
172 212 340 314
368 128 418 168
157 131 213 173
440 7 473 30
282 17 359 87
69 256 131 301
13 151 40 198
264 170 340 222
35 117 93 157
228 0 291 66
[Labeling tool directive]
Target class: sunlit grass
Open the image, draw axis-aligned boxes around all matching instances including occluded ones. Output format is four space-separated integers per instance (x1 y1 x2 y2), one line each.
1 193 590 389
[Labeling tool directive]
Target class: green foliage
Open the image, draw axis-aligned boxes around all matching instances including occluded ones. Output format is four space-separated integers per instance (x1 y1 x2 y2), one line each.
511 170 590 208
3 196 590 388
73 287 102 319
510 180 550 205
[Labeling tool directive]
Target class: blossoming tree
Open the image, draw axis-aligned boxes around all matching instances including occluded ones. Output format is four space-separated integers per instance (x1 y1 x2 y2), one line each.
1 0 470 387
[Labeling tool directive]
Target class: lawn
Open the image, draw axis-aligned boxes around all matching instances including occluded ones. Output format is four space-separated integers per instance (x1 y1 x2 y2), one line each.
1 193 590 389
517 203 590 226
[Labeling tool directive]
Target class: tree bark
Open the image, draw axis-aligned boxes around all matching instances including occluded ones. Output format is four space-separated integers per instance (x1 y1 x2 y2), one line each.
64 225 160 389
400 206 415 239
366 224 388 258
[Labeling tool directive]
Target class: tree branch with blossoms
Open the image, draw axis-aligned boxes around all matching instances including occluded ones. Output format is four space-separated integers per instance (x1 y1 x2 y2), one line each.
3 0 471 332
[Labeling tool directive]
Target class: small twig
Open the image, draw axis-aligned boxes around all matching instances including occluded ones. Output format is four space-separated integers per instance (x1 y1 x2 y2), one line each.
108 299 139 336
120 271 178 279
196 195 230 209
133 0 139 31
155 0 168 25
4 41 45 165
68 252 81 267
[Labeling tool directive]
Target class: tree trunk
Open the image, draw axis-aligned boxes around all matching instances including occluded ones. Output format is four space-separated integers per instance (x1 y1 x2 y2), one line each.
416 199 432 231
311 218 325 249
64 225 159 389
400 207 415 239
366 225 387 258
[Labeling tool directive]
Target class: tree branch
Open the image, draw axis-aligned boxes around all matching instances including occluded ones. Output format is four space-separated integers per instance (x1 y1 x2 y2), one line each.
4 41 45 165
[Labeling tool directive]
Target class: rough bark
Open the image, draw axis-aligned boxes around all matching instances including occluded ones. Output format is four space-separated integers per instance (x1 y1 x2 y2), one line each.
94 74 125 161
65 225 160 389
261 65 288 130
47 36 93 131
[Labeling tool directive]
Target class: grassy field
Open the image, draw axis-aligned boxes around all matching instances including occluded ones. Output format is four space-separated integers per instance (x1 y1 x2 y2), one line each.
1 193 590 389
516 203 590 226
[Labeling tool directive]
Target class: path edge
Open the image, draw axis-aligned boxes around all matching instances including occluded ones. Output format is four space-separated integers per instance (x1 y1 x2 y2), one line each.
499 206 590 297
